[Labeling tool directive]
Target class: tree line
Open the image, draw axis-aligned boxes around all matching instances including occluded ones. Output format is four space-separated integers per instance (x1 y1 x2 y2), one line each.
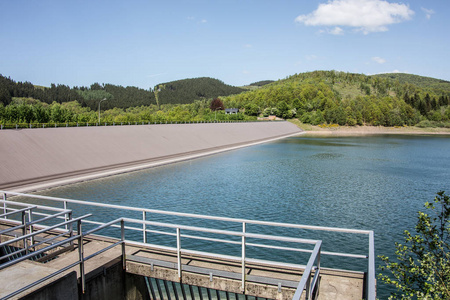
222 71 450 127
0 97 255 125
0 75 245 110
1 71 450 128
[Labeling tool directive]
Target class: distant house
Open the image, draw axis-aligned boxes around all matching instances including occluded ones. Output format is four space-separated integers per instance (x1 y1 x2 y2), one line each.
225 108 239 114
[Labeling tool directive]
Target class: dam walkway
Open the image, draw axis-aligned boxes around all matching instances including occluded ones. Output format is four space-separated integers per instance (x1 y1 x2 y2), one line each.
0 191 375 300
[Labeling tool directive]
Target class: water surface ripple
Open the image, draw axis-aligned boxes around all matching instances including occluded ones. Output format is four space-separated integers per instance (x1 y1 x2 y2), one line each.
39 134 450 299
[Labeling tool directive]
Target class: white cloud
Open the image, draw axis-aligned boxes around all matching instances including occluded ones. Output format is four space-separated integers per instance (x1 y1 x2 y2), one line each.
242 70 250 74
330 26 344 35
244 44 252 48
372 56 386 64
421 7 435 20
200 19 207 23
295 0 414 34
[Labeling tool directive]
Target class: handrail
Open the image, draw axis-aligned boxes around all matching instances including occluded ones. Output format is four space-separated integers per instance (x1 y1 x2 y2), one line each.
0 214 91 270
0 206 37 219
0 191 371 234
292 241 322 300
0 191 376 299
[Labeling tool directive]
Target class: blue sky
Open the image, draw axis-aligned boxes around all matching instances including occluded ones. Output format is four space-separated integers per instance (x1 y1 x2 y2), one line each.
0 0 448 89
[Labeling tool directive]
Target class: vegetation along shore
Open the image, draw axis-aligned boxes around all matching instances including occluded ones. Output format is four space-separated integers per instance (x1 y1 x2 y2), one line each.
1 71 449 130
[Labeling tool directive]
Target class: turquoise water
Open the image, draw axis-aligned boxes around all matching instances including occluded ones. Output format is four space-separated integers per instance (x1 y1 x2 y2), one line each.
36 134 450 298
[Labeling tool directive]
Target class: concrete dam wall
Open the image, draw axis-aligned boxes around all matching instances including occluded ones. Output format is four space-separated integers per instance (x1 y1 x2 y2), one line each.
0 122 302 191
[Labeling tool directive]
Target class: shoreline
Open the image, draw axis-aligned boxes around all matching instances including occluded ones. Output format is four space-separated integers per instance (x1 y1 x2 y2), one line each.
291 123 450 137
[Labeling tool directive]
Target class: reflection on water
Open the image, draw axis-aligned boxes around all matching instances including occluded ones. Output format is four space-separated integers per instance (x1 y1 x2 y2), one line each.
30 134 450 299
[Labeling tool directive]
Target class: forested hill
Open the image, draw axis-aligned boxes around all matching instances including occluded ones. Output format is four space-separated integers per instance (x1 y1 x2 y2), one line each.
155 77 245 105
374 73 450 93
0 75 156 110
1 70 450 127
0 75 245 109
221 70 450 127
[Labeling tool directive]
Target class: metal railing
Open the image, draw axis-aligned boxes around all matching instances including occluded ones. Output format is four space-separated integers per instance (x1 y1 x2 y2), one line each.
0 190 376 299
0 119 284 130
0 200 73 257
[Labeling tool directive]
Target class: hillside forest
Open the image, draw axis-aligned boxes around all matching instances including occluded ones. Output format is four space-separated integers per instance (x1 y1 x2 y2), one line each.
0 71 449 128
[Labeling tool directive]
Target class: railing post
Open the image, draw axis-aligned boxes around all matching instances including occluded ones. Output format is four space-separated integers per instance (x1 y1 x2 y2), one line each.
2 193 6 218
22 211 28 254
78 220 86 293
306 272 311 300
142 211 147 244
241 222 246 292
64 201 68 231
68 211 74 247
368 231 376 300
27 208 34 251
177 227 182 281
121 219 126 270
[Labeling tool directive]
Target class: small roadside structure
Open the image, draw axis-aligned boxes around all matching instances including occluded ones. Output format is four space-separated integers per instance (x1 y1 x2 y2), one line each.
258 115 278 121
225 108 239 114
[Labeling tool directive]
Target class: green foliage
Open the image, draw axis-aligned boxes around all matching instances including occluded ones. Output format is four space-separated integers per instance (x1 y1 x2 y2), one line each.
379 191 450 299
223 70 449 126
2 71 450 128
375 73 450 94
244 103 259 116
157 77 244 105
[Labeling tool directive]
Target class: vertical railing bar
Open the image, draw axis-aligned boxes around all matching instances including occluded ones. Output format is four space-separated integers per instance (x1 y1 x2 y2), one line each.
121 219 126 270
216 289 221 300
148 277 157 300
155 278 165 300
163 280 172 300
188 284 194 300
68 211 74 247
78 220 85 294
180 282 187 300
172 281 180 300
2 193 6 218
306 273 311 300
241 222 246 292
177 227 182 281
143 211 147 244
21 210 28 254
197 286 203 300
367 231 376 300
64 201 68 231
27 208 34 251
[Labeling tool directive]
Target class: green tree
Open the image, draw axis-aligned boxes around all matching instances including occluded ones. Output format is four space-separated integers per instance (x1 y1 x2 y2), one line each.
276 101 291 119
379 191 450 299
244 103 259 116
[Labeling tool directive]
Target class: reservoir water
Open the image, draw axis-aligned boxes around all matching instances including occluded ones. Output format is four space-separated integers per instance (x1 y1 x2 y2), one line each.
34 134 450 298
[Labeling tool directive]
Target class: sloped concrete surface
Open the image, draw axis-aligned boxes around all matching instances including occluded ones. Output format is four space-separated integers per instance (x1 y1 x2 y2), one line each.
0 122 302 191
